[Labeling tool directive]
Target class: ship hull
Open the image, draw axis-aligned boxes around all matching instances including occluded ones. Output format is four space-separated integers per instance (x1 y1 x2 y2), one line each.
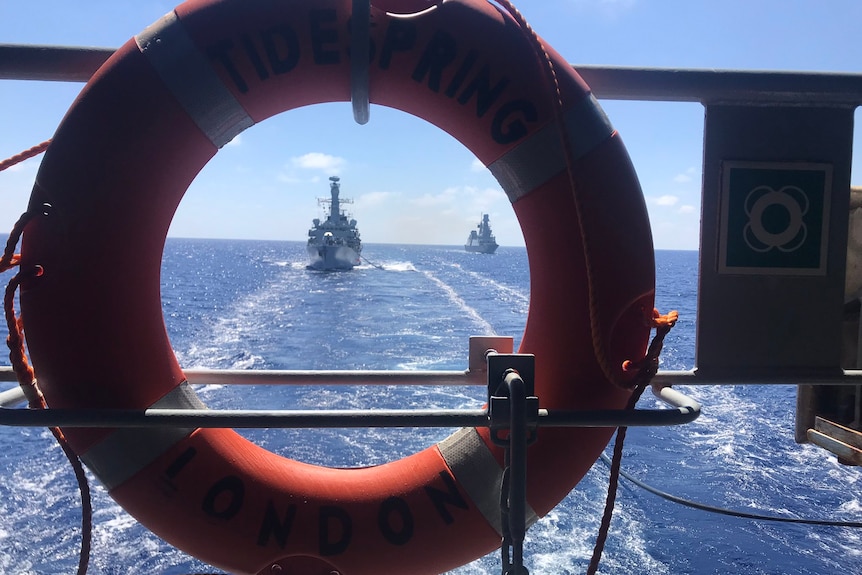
465 243 498 254
306 244 360 270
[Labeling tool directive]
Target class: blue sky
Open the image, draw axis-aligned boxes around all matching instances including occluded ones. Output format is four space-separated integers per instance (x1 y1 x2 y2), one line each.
1 0 860 250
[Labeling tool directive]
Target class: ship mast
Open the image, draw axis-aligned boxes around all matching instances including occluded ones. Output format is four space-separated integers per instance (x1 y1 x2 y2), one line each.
480 213 490 235
327 176 340 224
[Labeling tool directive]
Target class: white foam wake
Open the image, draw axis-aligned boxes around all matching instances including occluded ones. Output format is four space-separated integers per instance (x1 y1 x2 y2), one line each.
419 269 496 335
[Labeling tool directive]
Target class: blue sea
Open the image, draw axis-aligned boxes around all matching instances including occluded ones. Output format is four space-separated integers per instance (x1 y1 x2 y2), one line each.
0 240 860 574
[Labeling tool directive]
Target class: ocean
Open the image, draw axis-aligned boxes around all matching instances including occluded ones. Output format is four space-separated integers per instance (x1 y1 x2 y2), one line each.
0 240 859 574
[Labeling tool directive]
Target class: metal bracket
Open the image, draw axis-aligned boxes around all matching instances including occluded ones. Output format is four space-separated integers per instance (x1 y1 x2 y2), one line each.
487 353 538 446
350 0 370 124
486 353 538 575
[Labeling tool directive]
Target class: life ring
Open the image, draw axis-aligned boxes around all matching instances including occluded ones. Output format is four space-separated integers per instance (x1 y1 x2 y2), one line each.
19 0 655 574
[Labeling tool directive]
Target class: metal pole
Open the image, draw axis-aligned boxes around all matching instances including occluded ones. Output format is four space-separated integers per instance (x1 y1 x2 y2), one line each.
503 370 529 575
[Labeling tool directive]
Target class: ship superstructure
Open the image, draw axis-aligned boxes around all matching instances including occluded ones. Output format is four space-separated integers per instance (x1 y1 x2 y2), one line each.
465 213 499 254
306 176 362 270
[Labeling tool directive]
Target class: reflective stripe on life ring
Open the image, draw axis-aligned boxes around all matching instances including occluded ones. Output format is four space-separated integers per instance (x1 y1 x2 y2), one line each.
19 1 655 574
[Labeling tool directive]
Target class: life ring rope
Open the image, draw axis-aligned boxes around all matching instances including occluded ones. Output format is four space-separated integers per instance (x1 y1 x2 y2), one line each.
3 206 48 394
479 8 684 561
587 309 679 574
0 139 51 174
586 381 649 575
0 135 95 572
622 309 680 382
2 214 94 575
493 0 634 388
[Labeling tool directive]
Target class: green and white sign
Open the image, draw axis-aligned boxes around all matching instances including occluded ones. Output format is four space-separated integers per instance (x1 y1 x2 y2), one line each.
719 161 832 275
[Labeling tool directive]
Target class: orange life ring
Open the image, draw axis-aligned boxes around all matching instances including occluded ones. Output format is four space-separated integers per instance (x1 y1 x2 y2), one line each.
19 0 655 573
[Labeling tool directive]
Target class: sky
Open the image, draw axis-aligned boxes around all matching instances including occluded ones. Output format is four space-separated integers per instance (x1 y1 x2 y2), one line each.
1 0 860 250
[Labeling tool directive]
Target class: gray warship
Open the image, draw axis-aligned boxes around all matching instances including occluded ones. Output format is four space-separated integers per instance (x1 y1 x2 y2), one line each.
306 176 362 270
464 213 499 254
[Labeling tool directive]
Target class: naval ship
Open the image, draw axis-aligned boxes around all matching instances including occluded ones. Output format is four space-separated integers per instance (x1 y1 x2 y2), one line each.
306 176 362 270
464 213 499 254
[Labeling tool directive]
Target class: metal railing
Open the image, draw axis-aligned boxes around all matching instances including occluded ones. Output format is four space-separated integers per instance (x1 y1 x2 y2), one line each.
0 338 702 429
3 44 862 105
4 43 862 430
5 364 862 389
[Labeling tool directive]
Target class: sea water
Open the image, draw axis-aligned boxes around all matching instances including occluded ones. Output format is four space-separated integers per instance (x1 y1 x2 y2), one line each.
0 240 859 574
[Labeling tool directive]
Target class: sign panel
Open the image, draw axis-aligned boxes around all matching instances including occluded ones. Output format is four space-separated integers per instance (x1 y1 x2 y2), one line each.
719 161 832 275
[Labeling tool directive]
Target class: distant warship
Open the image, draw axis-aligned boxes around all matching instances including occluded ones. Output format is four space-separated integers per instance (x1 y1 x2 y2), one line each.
464 214 499 254
306 176 362 270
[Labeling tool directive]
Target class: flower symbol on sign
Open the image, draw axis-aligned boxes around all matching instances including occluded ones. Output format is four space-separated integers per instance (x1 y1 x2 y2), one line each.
743 185 808 253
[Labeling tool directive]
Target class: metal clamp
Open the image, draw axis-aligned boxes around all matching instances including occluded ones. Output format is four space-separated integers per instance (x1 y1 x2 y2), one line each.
487 353 539 445
487 353 538 575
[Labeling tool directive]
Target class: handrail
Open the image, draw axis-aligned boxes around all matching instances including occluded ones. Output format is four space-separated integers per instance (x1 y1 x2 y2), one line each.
575 65 862 105
0 405 701 429
0 44 113 82
1 366 861 387
0 380 700 428
2 44 861 105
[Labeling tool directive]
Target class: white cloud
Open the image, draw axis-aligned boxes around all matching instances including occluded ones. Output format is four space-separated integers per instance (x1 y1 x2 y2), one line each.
678 205 696 214
346 183 516 245
358 190 398 206
291 152 346 173
470 158 486 172
412 187 458 208
654 194 679 206
673 167 698 184
276 173 304 184
408 185 506 213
